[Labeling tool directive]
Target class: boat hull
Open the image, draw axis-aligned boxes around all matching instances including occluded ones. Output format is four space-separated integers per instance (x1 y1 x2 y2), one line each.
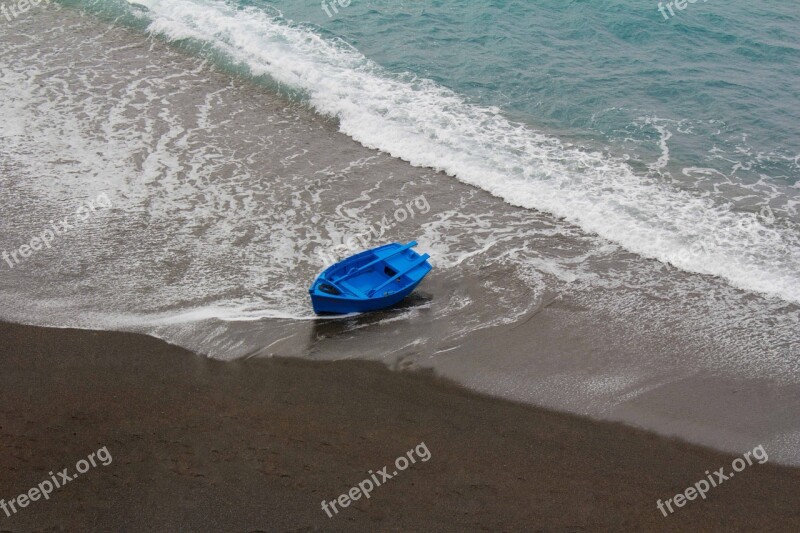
310 279 423 314
308 241 432 315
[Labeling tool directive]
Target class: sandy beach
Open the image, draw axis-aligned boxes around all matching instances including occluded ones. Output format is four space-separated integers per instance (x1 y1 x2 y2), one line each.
1 5 798 471
2 3 800 531
2 321 799 531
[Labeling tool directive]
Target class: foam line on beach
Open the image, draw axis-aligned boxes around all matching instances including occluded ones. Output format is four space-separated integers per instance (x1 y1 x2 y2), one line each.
117 0 800 305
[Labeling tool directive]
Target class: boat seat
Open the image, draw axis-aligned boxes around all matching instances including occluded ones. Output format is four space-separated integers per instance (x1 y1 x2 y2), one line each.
338 280 366 298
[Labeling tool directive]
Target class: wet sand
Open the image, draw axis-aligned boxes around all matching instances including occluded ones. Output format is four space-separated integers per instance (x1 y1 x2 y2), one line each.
2 3 799 472
1 321 799 531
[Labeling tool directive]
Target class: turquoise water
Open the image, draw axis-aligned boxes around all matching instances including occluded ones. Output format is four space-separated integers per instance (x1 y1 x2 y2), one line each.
60 0 800 303
270 0 800 194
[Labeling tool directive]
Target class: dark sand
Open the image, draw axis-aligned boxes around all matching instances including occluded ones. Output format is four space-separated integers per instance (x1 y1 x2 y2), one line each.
2 1 798 472
1 322 799 531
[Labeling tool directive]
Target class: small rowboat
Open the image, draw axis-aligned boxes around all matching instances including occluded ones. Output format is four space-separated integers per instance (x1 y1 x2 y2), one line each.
309 241 432 315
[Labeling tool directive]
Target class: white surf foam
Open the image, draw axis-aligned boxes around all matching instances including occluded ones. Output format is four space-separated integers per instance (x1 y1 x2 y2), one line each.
121 0 800 306
69 302 349 330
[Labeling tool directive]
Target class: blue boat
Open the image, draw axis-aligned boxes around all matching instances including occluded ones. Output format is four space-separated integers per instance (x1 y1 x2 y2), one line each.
309 241 432 315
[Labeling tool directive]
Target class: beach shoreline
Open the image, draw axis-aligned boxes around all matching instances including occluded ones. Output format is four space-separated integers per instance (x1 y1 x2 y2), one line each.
2 6 799 530
1 2 798 474
2 320 799 531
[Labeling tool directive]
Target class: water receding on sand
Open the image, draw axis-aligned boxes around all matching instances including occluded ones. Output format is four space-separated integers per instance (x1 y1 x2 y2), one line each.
0 6 798 464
